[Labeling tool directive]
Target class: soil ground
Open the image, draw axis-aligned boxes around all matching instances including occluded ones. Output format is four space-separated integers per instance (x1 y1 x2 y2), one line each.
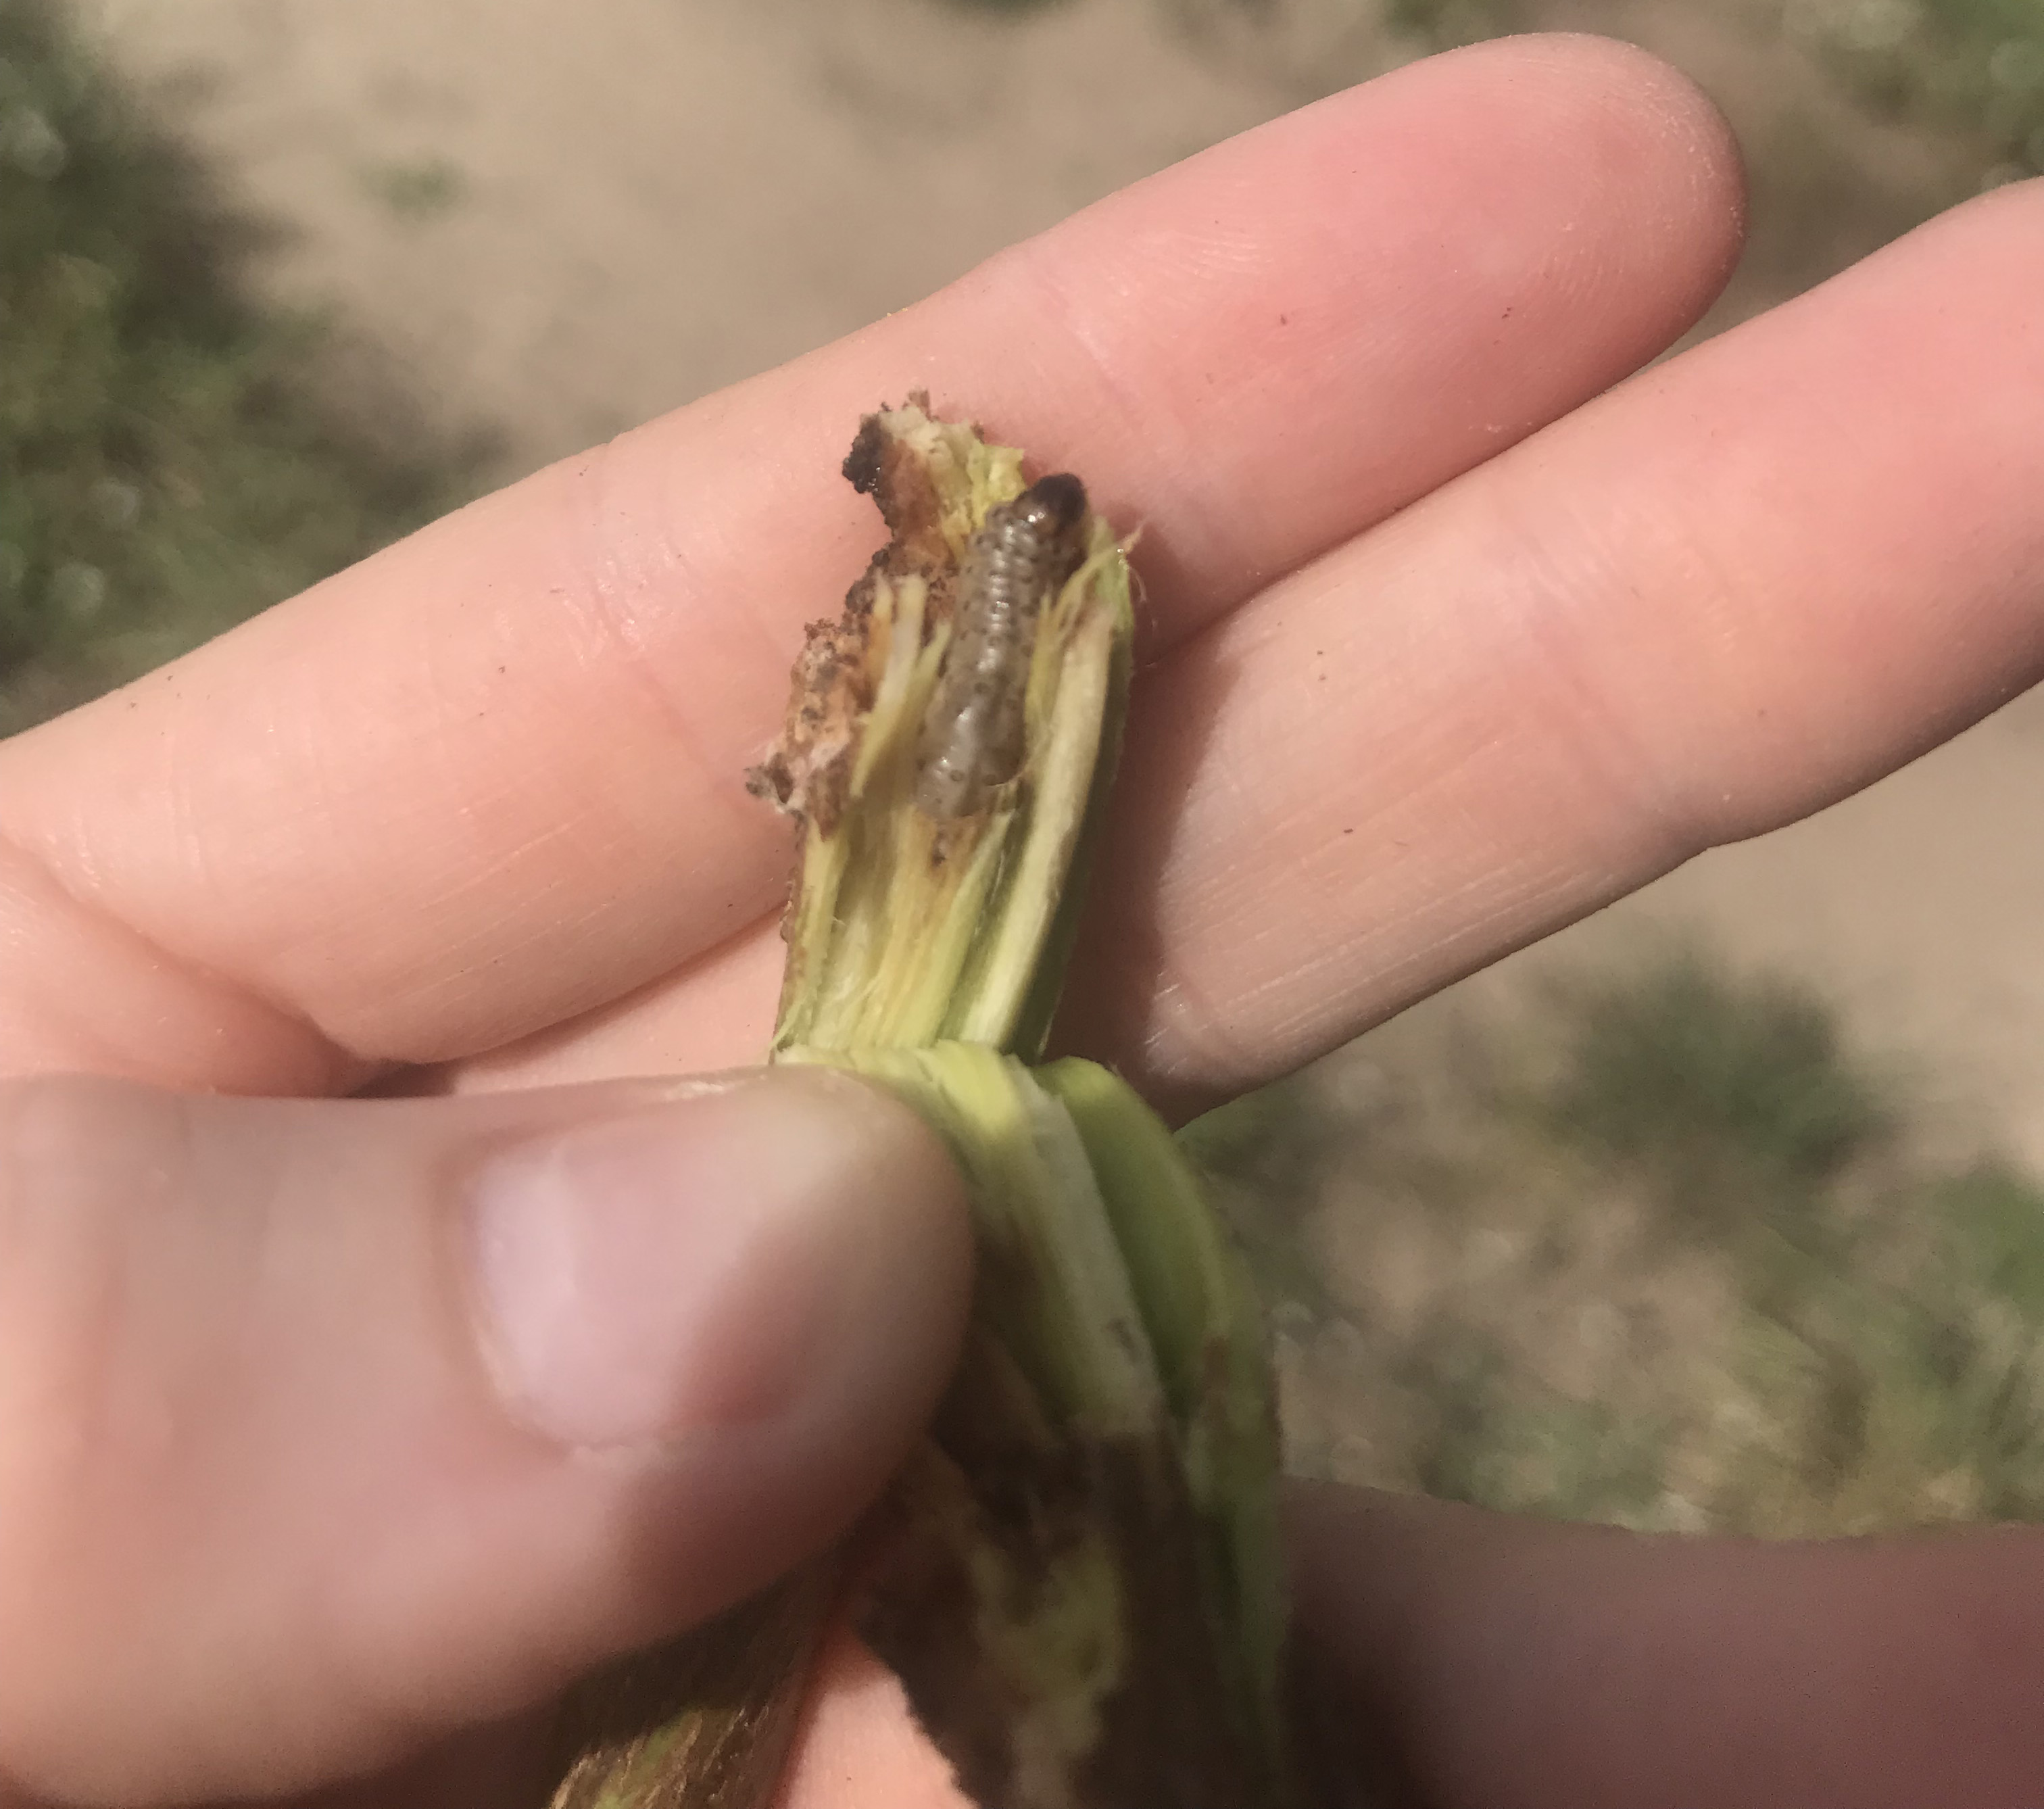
64 0 2044 1169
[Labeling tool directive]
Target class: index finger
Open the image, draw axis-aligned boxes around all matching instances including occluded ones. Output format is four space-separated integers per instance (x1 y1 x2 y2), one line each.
0 37 1743 1094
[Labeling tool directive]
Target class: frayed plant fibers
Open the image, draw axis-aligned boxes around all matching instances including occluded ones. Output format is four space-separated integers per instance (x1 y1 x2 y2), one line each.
543 398 1299 1809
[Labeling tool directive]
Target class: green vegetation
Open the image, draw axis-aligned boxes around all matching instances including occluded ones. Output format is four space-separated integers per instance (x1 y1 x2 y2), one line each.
1403 0 2044 182
1179 0 2044 178
1542 955 1895 1253
1194 955 2044 1535
1795 0 2044 178
0 0 478 736
357 153 468 222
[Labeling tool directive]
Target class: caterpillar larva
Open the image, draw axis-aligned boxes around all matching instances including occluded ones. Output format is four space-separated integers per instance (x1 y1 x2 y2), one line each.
915 472 1090 820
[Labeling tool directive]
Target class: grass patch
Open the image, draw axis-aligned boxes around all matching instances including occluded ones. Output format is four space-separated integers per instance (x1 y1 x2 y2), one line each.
1194 953 2044 1535
357 153 468 222
0 0 482 735
1794 0 2044 179
1538 953 1896 1255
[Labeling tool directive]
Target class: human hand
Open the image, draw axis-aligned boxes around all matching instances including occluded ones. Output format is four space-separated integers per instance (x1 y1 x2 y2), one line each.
2 29 2041 1808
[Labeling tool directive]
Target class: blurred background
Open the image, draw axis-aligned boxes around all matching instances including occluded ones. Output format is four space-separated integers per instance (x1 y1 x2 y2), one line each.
7 0 2044 1534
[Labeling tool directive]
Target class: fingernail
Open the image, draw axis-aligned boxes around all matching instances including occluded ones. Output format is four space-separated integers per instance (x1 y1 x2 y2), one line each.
466 1071 929 1451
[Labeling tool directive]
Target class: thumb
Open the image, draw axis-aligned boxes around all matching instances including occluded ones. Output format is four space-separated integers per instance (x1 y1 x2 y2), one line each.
0 1067 970 1807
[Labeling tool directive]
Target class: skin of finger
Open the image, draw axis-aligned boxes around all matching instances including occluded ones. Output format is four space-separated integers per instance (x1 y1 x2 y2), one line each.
1291 1483 2044 1808
0 36 1745 1095
0 1074 969 1806
405 173 2044 1807
443 909 788 1096
1051 174 2044 1114
0 841 370 1101
770 1629 969 1809
462 178 2044 1805
456 153 2044 1120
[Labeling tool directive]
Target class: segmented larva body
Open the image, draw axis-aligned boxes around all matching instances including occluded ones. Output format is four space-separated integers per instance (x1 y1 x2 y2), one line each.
915 472 1090 821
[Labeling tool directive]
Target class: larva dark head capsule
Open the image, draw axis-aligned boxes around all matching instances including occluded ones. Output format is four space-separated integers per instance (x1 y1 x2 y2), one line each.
1016 472 1088 540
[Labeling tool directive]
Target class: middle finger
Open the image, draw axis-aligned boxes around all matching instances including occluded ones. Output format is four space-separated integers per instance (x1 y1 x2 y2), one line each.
0 37 1744 1094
